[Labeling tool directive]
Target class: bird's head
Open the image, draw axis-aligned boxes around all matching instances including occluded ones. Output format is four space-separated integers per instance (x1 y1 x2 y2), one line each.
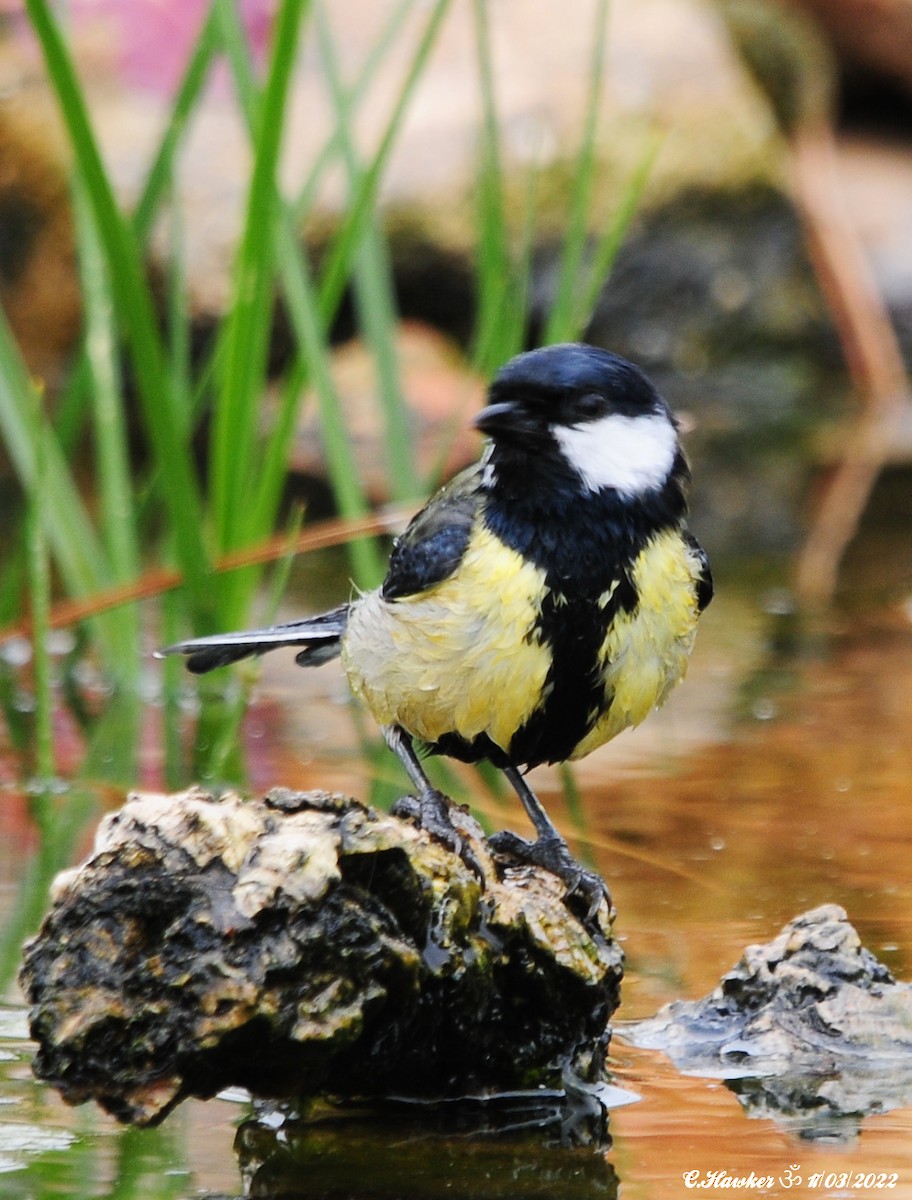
475 343 684 500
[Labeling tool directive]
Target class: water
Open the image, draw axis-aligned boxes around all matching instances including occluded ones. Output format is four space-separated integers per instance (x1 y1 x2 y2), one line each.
3 579 912 1196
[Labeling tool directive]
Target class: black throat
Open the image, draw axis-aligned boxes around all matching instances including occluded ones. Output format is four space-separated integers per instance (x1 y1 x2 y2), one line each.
481 446 690 593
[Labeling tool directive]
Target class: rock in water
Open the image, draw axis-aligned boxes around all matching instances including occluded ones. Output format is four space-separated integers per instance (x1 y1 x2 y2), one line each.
20 788 622 1127
622 904 912 1135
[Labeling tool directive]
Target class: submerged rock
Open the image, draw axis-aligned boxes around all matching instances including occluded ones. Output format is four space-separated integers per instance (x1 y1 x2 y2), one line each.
20 788 622 1127
622 904 912 1137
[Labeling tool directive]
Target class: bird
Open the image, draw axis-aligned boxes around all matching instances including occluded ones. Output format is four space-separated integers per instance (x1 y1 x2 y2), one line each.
159 343 712 926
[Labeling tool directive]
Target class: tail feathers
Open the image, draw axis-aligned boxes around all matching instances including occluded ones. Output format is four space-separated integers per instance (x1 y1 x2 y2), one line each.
156 604 350 675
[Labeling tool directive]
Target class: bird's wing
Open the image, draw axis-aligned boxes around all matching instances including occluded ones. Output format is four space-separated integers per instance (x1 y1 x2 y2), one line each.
685 532 714 612
381 463 484 601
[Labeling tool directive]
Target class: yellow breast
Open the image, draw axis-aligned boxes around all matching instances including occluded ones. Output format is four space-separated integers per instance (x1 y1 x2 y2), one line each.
569 527 704 759
342 523 551 755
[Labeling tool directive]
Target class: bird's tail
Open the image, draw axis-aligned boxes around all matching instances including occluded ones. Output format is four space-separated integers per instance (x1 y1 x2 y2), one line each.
155 603 350 675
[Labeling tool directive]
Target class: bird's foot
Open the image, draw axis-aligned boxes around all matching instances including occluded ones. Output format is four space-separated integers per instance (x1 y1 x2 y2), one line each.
392 789 486 884
487 830 611 933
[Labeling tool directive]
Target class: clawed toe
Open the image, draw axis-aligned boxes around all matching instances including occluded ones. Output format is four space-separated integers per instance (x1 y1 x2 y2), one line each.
392 790 485 883
487 830 610 932
392 788 461 852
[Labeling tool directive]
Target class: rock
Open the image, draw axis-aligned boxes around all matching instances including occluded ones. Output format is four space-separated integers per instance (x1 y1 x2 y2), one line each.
20 788 622 1127
0 104 82 400
621 904 912 1137
580 182 844 557
44 0 777 307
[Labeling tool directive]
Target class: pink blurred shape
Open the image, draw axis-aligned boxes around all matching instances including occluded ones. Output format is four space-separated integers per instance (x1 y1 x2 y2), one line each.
66 0 277 95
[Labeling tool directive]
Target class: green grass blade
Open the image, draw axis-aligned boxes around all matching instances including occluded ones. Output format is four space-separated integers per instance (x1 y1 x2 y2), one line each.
271 0 453 563
162 172 194 418
0 527 25 626
48 7 218 463
40 5 218 469
314 1 417 502
352 237 415 499
313 0 451 330
47 351 92 455
264 0 451 429
543 0 610 344
209 0 311 556
292 0 417 221
72 178 143 677
0 4 220 643
214 0 383 595
235 288 381 586
272 0 452 579
132 4 221 243
572 134 660 336
73 183 141 585
218 0 449 591
24 0 210 610
274 220 386 589
469 0 517 374
0 310 109 607
25 436 55 788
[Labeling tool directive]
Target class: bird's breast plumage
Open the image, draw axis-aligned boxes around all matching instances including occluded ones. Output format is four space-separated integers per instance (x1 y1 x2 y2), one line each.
342 520 552 755
568 526 706 760
342 497 707 770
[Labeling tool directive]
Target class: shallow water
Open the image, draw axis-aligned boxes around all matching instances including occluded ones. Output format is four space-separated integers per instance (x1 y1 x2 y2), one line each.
3 577 912 1197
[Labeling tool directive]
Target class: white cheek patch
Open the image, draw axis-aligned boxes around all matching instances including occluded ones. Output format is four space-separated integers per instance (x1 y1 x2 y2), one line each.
553 412 678 496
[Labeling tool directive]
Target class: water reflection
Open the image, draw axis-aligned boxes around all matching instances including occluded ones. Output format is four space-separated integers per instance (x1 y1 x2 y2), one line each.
235 1105 621 1200
727 1071 912 1144
0 1003 242 1197
4 577 912 1195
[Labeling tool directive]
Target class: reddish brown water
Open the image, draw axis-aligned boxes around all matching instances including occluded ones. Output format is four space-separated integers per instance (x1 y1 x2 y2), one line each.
3 583 912 1196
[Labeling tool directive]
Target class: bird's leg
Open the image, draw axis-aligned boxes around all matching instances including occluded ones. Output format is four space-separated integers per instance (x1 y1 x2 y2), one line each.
489 763 611 929
384 725 483 879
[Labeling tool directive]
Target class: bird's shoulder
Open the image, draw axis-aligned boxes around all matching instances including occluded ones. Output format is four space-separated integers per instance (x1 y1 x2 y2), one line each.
380 462 485 601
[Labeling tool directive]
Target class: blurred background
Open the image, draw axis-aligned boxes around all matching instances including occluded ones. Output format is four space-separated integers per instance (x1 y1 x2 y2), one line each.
2 0 912 1195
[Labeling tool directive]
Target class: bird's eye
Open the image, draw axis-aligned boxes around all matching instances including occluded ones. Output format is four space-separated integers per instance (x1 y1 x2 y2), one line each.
574 393 609 421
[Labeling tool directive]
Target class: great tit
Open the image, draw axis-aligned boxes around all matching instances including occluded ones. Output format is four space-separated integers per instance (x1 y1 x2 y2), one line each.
160 343 712 923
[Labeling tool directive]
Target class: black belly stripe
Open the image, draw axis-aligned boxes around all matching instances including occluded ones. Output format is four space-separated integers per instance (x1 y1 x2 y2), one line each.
508 573 638 768
422 455 701 771
428 570 640 770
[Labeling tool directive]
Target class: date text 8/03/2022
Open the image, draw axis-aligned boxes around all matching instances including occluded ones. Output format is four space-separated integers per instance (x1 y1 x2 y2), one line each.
681 1168 900 1189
